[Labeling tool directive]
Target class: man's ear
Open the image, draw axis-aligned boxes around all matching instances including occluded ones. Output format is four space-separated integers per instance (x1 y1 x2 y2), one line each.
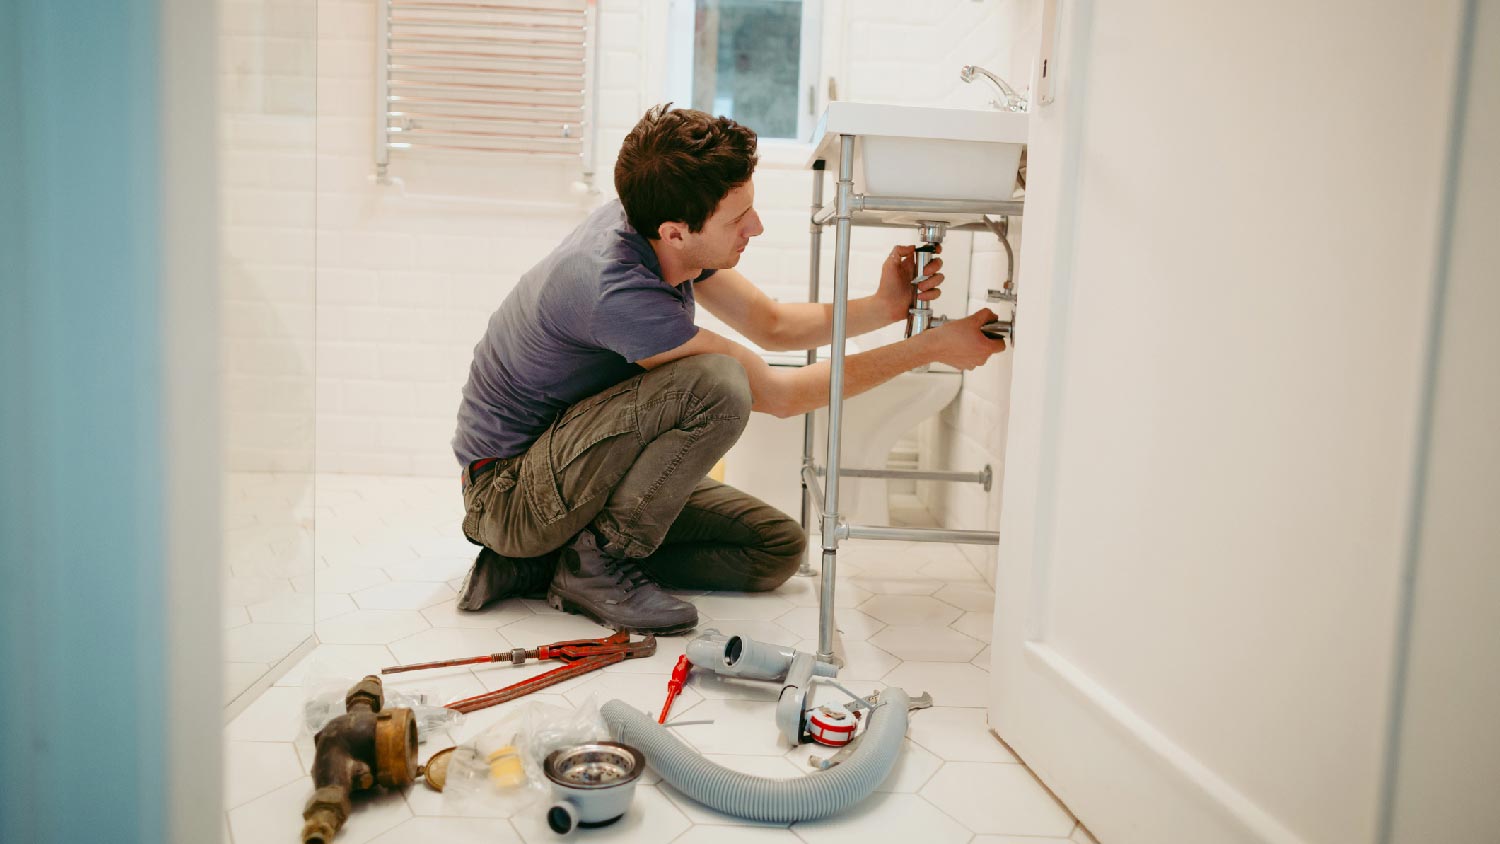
656 220 690 245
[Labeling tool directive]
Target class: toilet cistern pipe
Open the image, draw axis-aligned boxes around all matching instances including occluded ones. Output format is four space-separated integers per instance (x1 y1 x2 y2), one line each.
905 221 947 339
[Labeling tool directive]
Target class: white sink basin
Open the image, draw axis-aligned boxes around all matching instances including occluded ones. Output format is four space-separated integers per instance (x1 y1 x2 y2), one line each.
807 102 1027 216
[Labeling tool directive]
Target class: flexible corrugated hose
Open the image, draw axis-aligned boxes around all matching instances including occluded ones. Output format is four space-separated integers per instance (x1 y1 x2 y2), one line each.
600 687 910 823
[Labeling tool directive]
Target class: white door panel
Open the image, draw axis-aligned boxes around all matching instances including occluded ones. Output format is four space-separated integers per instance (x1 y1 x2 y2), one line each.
987 0 1467 842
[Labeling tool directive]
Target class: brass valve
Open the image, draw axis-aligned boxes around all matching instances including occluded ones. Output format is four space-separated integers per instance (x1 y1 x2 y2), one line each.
301 675 418 844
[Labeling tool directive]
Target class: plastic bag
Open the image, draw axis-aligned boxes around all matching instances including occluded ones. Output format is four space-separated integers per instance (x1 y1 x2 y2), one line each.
442 695 608 816
300 670 465 742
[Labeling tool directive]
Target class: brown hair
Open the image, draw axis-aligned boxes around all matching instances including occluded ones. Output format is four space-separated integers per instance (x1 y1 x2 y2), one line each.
614 104 759 240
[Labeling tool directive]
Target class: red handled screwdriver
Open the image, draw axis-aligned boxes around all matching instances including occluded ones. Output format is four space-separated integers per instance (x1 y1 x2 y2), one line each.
657 654 692 724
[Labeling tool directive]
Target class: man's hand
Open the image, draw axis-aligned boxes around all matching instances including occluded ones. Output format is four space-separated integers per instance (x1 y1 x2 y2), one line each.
875 244 945 323
919 309 1008 370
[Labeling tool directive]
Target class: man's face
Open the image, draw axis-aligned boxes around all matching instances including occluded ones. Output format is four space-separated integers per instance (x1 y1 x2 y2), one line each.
684 181 764 269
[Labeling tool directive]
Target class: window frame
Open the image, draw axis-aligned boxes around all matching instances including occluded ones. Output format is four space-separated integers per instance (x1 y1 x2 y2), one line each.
663 0 825 145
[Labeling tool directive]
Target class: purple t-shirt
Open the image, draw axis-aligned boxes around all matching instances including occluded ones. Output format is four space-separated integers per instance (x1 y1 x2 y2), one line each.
453 200 713 463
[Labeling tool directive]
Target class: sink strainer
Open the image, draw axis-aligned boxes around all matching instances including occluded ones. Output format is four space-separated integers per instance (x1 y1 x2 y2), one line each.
543 742 645 834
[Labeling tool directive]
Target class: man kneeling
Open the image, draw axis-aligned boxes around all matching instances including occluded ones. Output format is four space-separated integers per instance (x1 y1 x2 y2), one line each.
451 104 1007 634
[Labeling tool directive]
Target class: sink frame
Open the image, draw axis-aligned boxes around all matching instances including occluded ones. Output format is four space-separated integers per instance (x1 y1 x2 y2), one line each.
799 133 1025 663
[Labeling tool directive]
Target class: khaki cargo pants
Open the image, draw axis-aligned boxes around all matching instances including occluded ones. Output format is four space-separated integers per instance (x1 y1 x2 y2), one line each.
460 354 806 591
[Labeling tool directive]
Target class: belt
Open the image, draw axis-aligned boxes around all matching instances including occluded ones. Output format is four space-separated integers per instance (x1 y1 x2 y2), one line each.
461 457 501 490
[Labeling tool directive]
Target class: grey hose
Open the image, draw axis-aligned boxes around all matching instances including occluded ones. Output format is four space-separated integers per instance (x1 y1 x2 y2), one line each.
601 687 910 823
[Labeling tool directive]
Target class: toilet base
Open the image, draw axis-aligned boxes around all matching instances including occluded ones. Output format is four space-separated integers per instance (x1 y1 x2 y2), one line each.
724 369 962 530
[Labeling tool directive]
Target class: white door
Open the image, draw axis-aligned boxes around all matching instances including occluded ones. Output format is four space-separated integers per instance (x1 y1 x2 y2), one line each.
987 1 1469 842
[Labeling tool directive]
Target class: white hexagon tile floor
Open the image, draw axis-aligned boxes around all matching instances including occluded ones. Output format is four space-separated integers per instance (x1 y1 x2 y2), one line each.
225 475 1099 843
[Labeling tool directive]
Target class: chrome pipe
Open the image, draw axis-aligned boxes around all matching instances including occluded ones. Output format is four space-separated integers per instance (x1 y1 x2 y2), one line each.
840 524 1000 545
388 114 582 132
388 34 586 51
800 463 825 517
818 135 856 662
816 466 991 487
388 106 584 122
825 218 1016 233
387 99 583 115
376 0 393 176
812 196 1026 225
857 196 1024 215
905 221 946 339
388 87 584 107
388 50 586 69
388 140 581 157
391 58 584 74
388 67 583 87
797 162 826 578
580 0 600 190
392 1 586 15
386 127 581 143
390 18 584 33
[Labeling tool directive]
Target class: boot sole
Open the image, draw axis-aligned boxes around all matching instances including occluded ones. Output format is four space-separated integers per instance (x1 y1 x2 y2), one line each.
546 590 698 636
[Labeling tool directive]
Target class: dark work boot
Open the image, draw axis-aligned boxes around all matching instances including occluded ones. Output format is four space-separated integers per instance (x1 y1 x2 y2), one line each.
546 530 698 635
456 547 557 611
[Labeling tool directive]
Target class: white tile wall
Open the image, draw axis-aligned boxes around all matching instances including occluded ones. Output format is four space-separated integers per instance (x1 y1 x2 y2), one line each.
912 0 1044 585
231 0 1049 544
220 0 317 473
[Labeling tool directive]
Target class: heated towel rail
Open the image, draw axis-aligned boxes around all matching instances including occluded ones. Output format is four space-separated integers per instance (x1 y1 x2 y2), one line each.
375 0 599 178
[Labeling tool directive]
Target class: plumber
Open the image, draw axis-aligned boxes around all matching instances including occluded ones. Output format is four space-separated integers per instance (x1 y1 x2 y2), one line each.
451 103 1008 634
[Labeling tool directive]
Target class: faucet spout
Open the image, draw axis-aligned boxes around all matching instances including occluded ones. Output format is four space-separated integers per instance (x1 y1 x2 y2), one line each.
960 64 1027 112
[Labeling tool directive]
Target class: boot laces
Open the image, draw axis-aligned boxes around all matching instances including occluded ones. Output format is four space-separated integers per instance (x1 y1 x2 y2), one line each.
602 557 653 593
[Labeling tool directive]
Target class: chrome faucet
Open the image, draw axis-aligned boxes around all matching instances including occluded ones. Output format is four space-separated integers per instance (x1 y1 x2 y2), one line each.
960 64 1027 112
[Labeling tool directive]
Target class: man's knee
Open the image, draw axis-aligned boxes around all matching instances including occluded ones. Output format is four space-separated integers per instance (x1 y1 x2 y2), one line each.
674 353 752 419
742 517 807 592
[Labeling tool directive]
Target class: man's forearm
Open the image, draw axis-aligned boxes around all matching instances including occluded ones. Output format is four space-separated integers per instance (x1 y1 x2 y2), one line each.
764 295 899 351
770 331 936 418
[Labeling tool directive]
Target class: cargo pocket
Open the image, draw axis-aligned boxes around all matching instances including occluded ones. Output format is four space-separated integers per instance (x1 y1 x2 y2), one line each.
461 462 519 546
549 381 639 474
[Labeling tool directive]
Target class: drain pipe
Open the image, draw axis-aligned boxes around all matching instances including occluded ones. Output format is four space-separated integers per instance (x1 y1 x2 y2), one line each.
601 687 912 823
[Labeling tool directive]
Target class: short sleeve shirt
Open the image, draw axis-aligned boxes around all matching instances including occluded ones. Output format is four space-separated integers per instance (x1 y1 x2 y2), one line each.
452 200 713 463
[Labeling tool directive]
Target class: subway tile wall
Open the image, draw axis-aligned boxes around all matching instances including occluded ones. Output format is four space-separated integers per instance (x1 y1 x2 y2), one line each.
227 0 1041 584
221 0 317 473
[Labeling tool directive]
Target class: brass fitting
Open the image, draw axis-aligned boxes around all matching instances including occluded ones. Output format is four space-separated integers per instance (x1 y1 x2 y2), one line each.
300 675 418 844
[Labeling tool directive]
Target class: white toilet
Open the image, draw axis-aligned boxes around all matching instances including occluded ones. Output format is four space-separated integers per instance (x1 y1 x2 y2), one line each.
718 332 962 528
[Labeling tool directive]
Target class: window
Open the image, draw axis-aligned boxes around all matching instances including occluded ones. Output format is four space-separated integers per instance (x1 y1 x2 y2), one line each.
666 0 823 142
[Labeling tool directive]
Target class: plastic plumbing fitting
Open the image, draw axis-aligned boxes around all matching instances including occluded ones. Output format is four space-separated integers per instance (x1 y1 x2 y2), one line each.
685 629 839 745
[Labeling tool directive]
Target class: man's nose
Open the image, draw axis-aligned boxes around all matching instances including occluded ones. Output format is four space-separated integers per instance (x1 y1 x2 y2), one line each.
746 210 765 237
